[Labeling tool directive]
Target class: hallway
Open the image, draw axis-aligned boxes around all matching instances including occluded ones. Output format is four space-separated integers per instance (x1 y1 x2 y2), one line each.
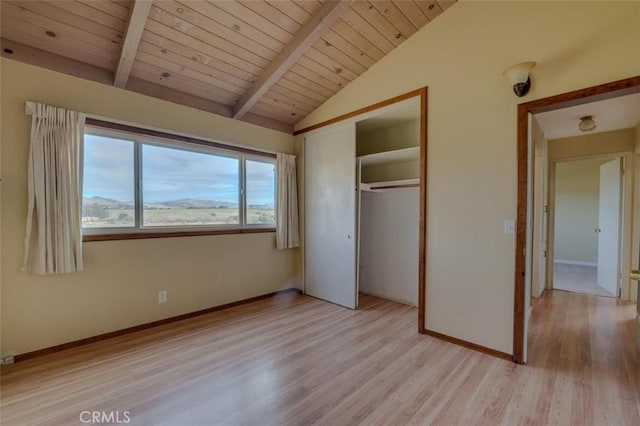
527 290 639 424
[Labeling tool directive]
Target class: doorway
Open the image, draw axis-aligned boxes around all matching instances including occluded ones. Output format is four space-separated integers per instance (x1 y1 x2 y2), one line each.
551 157 622 297
513 76 640 364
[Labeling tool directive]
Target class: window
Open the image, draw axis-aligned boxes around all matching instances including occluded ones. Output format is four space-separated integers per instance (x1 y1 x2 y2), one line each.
246 160 276 225
83 134 135 228
141 144 241 227
82 123 276 239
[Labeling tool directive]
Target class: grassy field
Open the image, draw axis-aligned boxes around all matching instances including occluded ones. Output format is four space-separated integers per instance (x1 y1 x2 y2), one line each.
82 207 274 228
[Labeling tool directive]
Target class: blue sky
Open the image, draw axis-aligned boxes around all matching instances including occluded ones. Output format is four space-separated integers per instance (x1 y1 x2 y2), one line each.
83 134 275 204
83 135 134 201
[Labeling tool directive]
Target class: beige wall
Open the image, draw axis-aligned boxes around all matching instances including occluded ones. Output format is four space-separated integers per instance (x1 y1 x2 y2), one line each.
553 159 603 264
295 1 640 354
0 59 297 356
549 128 636 161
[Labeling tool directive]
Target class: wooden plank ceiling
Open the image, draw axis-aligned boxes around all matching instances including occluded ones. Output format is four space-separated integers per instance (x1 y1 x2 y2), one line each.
1 0 457 133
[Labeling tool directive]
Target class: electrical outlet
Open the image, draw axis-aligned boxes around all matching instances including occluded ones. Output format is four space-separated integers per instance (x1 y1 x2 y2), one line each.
0 354 15 365
158 290 167 304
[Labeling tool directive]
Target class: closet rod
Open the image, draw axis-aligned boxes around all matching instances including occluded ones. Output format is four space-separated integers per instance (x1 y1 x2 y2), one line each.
372 183 419 190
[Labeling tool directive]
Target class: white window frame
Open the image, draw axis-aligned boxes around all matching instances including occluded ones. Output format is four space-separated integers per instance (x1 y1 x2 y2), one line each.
82 125 276 237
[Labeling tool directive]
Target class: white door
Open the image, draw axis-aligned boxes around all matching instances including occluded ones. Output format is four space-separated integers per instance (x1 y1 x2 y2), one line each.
355 158 362 308
597 158 621 296
523 113 534 363
304 123 357 309
538 133 549 297
531 124 548 299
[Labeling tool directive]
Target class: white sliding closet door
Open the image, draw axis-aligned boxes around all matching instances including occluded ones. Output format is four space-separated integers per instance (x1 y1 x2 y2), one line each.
305 123 357 309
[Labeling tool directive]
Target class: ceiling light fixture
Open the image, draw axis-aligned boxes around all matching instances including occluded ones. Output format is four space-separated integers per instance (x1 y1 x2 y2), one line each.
578 115 596 132
502 61 536 97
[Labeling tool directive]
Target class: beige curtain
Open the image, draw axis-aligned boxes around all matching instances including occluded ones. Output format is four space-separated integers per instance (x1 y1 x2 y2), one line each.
23 102 85 274
276 153 300 250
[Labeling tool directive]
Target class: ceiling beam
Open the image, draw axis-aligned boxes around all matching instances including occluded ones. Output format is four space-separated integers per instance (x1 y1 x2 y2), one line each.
0 38 114 85
232 0 353 119
0 38 293 134
114 0 152 88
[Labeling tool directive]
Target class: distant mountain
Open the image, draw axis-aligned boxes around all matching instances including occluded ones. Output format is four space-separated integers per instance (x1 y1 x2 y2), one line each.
248 203 275 209
83 196 133 209
161 198 237 208
83 196 238 209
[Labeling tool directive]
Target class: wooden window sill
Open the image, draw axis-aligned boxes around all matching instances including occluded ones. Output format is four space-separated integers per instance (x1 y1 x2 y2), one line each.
83 227 276 242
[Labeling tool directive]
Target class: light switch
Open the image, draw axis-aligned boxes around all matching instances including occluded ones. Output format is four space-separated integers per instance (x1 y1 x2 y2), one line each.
504 220 515 234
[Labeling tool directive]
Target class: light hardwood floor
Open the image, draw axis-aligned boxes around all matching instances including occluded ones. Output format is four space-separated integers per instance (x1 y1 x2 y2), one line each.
1 291 638 425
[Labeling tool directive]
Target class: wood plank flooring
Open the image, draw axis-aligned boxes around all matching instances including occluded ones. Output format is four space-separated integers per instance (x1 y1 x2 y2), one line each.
1 291 638 425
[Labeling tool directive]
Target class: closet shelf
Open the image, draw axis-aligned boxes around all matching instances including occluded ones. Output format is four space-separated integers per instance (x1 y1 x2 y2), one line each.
357 146 419 167
360 179 419 192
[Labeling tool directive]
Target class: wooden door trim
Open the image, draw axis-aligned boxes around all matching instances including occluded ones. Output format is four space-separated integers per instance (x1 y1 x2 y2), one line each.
294 88 427 136
296 87 428 334
513 75 640 364
418 88 427 333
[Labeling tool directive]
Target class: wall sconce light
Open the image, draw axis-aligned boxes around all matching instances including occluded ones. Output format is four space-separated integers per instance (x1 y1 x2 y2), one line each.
578 115 596 132
503 61 536 97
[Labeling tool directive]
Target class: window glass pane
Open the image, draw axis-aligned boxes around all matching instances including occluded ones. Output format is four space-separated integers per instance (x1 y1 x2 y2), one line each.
82 134 135 228
246 160 275 225
142 144 240 226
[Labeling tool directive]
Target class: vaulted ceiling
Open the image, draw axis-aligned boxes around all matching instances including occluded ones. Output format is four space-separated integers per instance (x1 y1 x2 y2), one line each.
1 0 456 133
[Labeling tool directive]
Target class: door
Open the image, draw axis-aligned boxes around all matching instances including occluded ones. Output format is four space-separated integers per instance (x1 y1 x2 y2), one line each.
523 113 534 363
304 123 357 309
538 133 549 297
531 118 548 299
597 158 621 296
633 255 639 344
355 158 362 308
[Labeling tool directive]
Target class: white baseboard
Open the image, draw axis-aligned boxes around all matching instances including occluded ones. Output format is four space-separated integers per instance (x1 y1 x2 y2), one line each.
554 259 597 267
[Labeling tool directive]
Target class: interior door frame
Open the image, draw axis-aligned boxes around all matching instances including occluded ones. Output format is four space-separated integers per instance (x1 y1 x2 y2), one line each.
513 76 640 364
296 87 428 333
546 153 628 294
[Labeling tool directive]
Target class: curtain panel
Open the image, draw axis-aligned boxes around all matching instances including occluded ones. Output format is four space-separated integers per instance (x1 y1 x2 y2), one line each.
276 153 300 250
23 102 85 274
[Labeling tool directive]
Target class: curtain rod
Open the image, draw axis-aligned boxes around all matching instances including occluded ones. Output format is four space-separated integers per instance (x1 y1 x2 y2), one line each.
86 118 277 159
25 101 285 158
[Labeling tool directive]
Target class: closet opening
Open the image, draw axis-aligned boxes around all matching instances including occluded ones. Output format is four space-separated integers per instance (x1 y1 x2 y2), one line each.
356 104 420 308
298 88 427 333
